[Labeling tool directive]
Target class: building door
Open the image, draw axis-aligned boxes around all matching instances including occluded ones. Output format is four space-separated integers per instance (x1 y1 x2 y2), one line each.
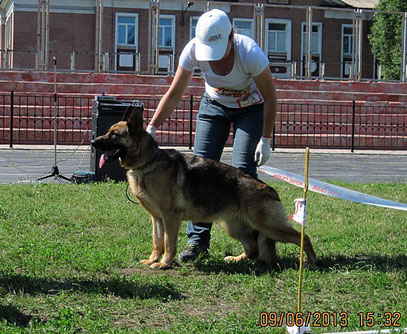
301 22 322 78
342 24 353 79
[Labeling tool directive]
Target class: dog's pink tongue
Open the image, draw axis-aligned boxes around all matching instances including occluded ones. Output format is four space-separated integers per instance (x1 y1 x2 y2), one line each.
99 154 106 169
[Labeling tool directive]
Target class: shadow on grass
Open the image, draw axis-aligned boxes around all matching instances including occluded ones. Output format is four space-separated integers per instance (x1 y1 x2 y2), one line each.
0 274 185 301
192 254 407 275
316 254 407 272
192 257 280 276
0 304 42 327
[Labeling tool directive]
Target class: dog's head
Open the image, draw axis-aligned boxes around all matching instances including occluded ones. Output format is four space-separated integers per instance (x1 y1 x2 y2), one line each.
91 101 154 169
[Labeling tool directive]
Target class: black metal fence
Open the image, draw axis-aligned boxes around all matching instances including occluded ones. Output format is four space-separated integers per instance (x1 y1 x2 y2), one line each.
0 92 93 146
0 92 406 150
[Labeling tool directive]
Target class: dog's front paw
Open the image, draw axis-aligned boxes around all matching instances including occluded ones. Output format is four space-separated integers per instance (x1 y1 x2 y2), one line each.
150 262 171 270
304 260 317 270
140 259 156 265
224 253 248 263
224 255 244 262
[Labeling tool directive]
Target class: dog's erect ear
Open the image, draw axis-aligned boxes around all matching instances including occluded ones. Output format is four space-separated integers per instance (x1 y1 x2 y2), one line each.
127 101 144 135
122 105 133 122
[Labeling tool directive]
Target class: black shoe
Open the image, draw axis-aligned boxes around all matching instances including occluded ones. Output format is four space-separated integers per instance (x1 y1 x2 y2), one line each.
178 244 209 262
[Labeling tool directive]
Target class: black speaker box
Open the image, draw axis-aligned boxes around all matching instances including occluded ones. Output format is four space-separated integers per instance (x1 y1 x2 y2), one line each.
90 96 143 182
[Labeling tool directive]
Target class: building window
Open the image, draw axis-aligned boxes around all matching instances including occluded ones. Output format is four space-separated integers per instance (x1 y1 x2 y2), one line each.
268 22 289 53
157 15 175 73
117 14 138 47
265 19 292 78
302 23 322 54
190 17 199 39
342 25 353 56
159 16 175 48
116 13 139 72
265 19 291 56
233 18 254 39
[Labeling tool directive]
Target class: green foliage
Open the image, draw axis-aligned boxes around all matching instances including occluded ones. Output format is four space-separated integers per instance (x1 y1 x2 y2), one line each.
0 182 406 332
368 0 407 80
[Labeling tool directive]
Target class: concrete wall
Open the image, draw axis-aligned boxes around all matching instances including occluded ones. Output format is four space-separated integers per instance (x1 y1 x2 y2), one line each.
1 70 406 104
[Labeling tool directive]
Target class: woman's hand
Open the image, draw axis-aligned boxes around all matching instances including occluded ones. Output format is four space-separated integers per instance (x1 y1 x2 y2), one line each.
254 136 271 166
146 124 157 140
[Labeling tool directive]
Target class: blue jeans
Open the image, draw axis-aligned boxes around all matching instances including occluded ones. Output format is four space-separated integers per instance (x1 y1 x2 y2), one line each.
186 95 264 249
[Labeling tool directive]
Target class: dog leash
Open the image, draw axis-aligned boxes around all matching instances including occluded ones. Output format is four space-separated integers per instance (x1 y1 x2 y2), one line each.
126 182 139 205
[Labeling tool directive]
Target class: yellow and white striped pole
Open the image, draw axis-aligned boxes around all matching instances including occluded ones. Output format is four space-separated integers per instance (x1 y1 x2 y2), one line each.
297 147 309 316
287 147 310 334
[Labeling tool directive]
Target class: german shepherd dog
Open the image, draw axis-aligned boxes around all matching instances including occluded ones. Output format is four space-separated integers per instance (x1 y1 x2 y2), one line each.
91 103 317 269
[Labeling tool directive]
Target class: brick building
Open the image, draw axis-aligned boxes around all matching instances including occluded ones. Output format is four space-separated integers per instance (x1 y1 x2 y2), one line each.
0 0 391 80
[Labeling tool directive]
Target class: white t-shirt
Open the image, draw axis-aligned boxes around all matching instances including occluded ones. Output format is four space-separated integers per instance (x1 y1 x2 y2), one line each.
179 33 270 108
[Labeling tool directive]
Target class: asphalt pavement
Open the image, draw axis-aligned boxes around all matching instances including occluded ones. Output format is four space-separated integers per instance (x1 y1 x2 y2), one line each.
0 144 406 184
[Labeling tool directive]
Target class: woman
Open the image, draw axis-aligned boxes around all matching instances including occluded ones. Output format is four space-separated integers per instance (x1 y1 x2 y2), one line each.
146 9 278 262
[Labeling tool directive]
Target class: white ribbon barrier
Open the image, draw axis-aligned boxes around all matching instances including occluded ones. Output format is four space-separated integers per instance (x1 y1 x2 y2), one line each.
258 166 407 212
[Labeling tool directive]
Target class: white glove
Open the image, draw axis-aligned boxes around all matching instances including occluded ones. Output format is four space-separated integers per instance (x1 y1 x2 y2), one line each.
146 124 157 140
254 136 271 166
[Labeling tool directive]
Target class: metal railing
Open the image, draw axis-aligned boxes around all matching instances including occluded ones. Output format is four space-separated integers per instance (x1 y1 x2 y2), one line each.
275 101 407 151
0 92 406 150
1 48 404 82
0 92 93 146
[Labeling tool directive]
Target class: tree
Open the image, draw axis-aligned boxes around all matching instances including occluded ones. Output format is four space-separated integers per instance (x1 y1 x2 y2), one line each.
368 0 407 80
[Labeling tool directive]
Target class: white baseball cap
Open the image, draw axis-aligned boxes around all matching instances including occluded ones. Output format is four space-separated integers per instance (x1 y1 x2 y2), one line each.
195 9 232 61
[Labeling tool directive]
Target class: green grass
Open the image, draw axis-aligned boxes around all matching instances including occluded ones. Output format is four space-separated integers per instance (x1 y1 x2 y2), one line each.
0 181 406 333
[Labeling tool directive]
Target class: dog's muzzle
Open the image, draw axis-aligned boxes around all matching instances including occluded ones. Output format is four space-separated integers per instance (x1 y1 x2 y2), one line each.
91 139 125 168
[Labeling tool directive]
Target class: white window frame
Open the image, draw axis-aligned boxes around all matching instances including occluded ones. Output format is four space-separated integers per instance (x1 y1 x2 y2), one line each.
115 13 139 71
342 24 353 57
265 18 292 78
190 16 199 40
189 16 202 76
265 18 292 60
159 15 176 50
233 18 254 39
301 22 322 55
115 13 139 48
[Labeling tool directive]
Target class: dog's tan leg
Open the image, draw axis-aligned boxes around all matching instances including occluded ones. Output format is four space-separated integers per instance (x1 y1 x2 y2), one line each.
256 225 316 268
250 204 317 268
150 218 181 269
278 228 316 268
224 236 258 262
224 252 249 262
222 220 258 263
295 231 317 268
140 216 164 265
257 234 277 267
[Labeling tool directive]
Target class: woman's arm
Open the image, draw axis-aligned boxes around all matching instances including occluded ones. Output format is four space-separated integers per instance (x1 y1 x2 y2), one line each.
253 67 278 138
149 65 194 128
252 67 278 166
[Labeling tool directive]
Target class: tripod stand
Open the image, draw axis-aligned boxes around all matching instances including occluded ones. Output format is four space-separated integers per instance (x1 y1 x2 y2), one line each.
38 56 71 183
